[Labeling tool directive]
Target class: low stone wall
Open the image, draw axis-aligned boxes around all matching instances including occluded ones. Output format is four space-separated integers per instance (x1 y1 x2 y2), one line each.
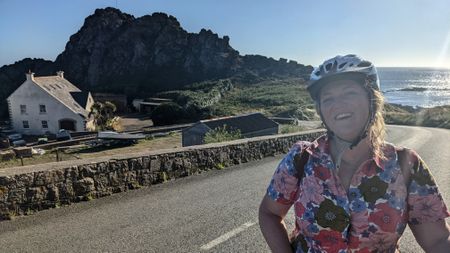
0 129 324 220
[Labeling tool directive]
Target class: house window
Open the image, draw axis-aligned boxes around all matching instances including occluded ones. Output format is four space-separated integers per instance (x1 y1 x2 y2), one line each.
20 104 26 114
39 104 47 114
23 121 29 129
41 120 48 129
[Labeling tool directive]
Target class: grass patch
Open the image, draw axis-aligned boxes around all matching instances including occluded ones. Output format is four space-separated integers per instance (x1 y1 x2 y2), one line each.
215 163 225 170
0 152 59 169
385 104 450 129
279 124 308 134
204 124 242 144
85 192 95 201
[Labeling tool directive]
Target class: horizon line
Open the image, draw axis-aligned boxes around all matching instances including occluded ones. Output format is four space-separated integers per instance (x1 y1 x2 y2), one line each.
377 66 450 69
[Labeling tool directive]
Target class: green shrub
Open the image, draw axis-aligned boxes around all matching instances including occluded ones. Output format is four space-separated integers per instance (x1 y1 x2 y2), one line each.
204 124 242 144
215 163 225 170
151 102 184 126
89 101 117 131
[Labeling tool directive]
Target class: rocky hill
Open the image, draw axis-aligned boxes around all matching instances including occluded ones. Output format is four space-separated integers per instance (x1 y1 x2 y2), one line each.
0 7 312 118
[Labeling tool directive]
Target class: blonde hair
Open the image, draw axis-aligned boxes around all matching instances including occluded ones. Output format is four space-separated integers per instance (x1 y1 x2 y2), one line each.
368 89 386 160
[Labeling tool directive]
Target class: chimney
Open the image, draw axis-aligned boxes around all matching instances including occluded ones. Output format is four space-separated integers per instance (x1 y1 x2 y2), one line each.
56 71 64 79
25 70 35 81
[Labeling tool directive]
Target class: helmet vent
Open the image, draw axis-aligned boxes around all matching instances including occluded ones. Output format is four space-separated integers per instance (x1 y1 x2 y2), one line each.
308 54 380 99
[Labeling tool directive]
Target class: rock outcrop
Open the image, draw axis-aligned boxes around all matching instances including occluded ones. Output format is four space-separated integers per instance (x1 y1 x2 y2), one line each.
0 7 312 118
54 8 243 92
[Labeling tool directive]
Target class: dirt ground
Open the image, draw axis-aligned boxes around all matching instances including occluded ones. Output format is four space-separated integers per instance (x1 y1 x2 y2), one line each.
119 113 153 131
74 132 182 159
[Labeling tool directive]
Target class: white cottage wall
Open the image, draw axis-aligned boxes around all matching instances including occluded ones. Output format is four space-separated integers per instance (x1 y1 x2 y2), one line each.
7 80 85 135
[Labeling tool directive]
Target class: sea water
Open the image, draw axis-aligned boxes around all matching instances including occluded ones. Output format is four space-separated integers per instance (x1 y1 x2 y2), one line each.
378 67 450 108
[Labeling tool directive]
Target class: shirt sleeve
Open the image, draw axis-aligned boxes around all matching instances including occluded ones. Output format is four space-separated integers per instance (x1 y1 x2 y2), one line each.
266 141 306 205
406 151 450 225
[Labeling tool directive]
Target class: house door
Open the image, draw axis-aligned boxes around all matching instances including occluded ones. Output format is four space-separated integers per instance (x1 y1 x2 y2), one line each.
59 119 76 131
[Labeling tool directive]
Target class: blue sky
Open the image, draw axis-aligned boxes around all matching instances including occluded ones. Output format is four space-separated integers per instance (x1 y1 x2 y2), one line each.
1 0 450 68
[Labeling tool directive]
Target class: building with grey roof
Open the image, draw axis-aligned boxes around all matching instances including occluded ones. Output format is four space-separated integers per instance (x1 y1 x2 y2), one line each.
7 71 95 135
182 112 279 147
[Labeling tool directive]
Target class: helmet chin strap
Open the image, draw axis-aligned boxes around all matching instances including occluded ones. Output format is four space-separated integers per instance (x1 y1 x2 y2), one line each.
327 122 369 173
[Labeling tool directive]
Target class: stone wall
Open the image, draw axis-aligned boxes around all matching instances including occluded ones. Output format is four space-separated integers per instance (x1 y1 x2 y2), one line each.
0 129 324 220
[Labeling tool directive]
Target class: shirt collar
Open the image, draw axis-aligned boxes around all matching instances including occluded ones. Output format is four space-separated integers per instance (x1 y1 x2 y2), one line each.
307 134 397 170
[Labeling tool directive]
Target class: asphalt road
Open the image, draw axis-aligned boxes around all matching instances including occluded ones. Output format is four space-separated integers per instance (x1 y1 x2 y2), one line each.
0 125 448 252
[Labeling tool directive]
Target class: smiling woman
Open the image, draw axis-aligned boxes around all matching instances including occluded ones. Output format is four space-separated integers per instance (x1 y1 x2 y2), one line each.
259 54 450 253
318 80 370 144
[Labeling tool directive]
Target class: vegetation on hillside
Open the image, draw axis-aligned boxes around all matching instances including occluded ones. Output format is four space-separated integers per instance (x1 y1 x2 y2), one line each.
150 77 450 131
210 78 318 120
384 104 450 129
151 78 319 125
151 79 233 124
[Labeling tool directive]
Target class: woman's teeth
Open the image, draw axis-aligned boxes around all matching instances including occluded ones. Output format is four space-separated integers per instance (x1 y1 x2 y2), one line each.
335 113 352 120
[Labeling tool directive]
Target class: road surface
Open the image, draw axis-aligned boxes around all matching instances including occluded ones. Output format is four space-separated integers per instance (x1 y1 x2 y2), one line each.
0 125 448 252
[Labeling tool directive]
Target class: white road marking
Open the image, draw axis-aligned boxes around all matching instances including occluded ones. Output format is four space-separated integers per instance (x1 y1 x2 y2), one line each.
200 222 256 250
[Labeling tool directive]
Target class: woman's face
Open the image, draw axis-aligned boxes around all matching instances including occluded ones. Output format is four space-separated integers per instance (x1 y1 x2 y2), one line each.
318 79 370 142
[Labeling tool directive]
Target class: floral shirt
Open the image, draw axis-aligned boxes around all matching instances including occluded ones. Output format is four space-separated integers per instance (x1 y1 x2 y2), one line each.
267 135 449 253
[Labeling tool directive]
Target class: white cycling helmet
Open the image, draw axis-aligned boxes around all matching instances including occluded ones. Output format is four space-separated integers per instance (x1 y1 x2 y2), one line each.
307 54 380 101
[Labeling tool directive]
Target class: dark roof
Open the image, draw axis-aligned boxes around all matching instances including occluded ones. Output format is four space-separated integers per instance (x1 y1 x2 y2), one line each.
201 112 278 133
70 91 90 109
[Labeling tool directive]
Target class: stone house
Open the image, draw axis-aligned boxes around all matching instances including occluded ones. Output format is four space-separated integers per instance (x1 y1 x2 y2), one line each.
7 71 95 135
182 112 279 147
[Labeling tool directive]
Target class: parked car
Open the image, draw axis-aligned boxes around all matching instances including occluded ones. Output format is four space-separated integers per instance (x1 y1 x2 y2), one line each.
12 139 27 147
0 130 22 141
56 129 72 141
8 133 23 141
0 130 25 147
